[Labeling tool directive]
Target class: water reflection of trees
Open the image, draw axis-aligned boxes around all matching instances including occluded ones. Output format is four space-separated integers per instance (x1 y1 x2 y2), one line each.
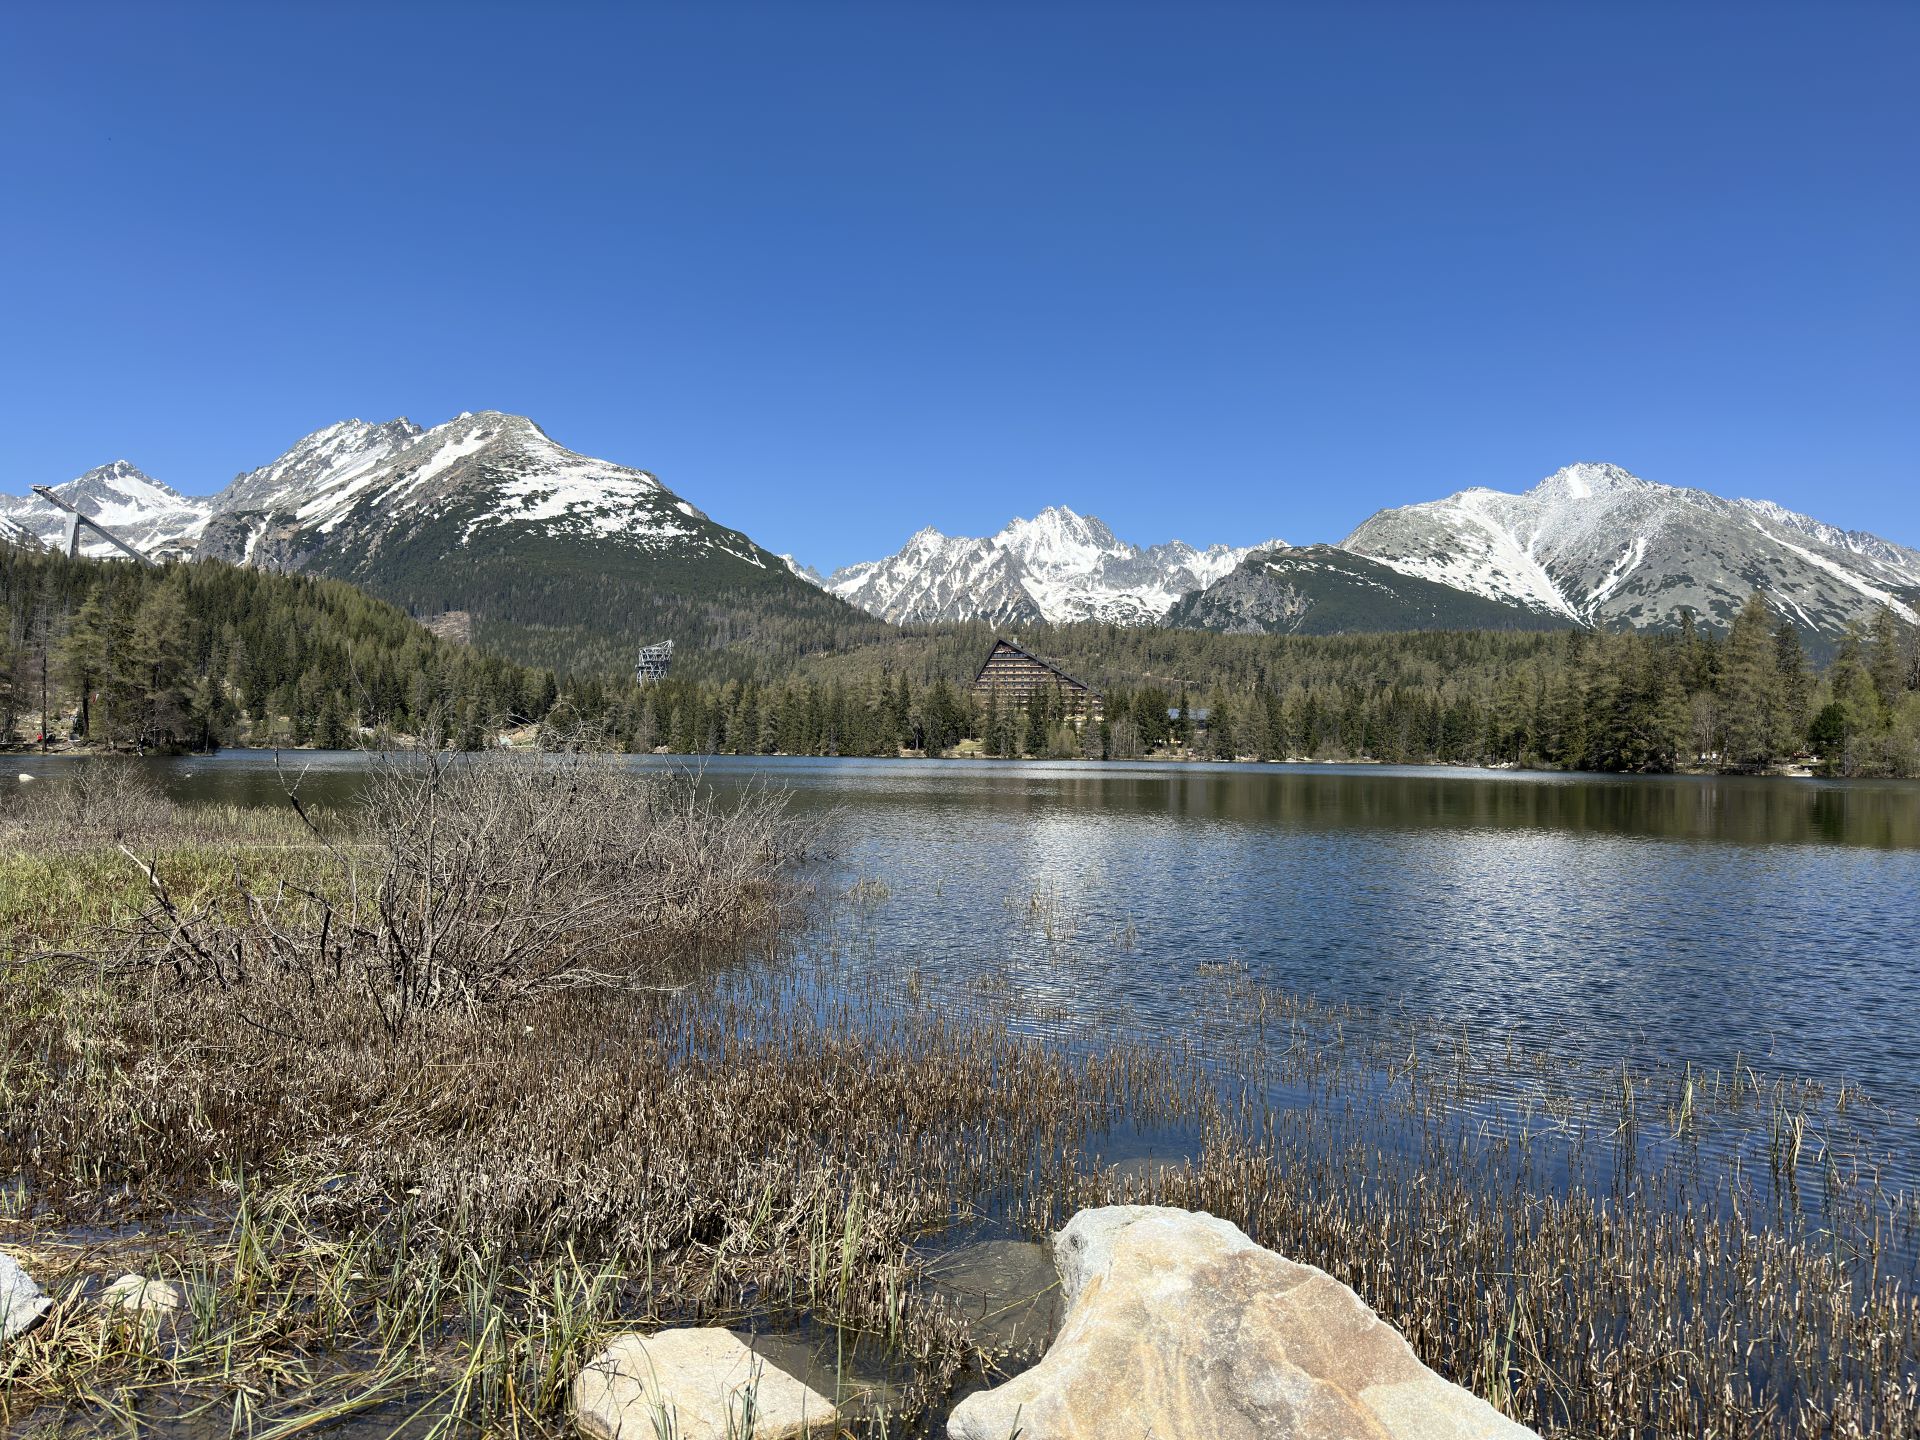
973 768 1920 850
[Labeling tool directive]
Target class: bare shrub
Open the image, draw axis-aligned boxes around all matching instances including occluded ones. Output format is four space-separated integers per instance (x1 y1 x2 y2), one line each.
0 761 177 851
111 750 818 1035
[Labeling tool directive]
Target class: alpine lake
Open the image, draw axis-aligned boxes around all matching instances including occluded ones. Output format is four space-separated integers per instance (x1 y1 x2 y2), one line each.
9 751 1920 1439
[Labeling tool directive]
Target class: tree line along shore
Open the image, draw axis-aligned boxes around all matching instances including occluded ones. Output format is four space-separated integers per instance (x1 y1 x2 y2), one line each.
3 546 1918 776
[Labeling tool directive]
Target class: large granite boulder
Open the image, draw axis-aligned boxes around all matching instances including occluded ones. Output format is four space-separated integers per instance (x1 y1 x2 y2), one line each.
574 1327 840 1440
948 1205 1538 1440
2 1250 53 1343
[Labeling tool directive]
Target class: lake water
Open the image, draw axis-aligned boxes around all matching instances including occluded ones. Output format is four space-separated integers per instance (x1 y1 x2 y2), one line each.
18 750 1920 1151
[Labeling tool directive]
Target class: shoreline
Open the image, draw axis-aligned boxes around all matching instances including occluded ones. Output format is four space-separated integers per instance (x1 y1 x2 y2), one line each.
3 741 1840 782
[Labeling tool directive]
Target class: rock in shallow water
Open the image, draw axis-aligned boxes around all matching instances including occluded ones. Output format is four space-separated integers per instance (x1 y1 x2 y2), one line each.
574 1327 840 1440
101 1273 190 1325
1 1250 53 1343
948 1205 1538 1440
928 1239 1061 1363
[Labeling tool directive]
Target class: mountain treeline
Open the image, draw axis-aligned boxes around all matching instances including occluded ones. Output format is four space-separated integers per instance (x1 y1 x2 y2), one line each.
603 597 1920 776
0 549 561 751
6 542 1916 779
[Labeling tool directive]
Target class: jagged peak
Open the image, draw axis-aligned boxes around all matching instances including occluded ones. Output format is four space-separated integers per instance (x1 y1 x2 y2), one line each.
993 506 1125 560
1530 462 1653 501
65 460 191 503
281 416 423 451
74 459 155 484
429 410 552 441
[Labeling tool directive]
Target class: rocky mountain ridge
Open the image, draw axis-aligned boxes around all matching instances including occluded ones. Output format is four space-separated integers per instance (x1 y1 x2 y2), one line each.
1165 544 1572 636
0 460 212 560
4 435 1913 658
1337 462 1920 645
824 506 1282 626
0 412 869 675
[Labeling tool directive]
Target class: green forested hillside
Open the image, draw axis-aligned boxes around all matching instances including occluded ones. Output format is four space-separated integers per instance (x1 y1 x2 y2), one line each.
303 500 891 680
1164 544 1571 634
0 547 560 751
6 539 1916 777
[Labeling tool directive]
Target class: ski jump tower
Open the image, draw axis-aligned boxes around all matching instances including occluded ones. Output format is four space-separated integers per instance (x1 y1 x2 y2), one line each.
635 640 674 684
30 486 157 565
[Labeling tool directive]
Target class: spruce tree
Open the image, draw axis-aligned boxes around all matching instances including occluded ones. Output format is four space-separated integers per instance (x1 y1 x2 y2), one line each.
1718 593 1785 770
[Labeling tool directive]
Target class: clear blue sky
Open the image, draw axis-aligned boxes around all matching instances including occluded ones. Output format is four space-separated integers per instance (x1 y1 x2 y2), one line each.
3 1 1914 569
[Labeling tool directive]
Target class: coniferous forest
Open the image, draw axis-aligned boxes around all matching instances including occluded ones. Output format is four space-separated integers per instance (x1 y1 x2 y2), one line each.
565 598 1920 777
3 545 1917 776
0 548 557 752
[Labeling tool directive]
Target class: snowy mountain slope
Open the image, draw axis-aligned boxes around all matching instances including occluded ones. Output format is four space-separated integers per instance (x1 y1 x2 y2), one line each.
1165 545 1572 636
0 461 211 560
0 514 40 549
195 411 772 573
1 413 876 675
188 411 866 669
1342 463 1920 647
826 505 1281 625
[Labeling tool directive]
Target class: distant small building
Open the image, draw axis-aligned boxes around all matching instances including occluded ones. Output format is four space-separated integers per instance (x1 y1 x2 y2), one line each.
635 640 674 684
973 637 1102 719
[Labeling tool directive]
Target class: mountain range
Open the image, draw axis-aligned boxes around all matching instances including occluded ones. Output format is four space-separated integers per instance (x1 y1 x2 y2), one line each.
3 421 1915 665
822 507 1282 626
1340 462 1920 641
0 413 869 677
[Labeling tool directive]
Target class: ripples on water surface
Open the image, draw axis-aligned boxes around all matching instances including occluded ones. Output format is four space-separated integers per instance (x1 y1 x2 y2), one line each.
31 750 1920 1172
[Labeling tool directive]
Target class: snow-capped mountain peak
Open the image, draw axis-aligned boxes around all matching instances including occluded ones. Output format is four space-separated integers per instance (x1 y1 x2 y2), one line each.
1533 461 1651 503
1344 462 1920 641
190 410 760 575
217 417 427 527
825 504 1284 626
0 459 211 559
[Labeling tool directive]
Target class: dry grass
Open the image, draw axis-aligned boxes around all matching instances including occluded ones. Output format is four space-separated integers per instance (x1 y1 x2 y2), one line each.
40 751 814 1038
0 764 1151 1437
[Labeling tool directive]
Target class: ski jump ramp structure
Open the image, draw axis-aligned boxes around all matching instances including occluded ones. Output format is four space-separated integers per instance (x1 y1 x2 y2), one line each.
29 486 157 565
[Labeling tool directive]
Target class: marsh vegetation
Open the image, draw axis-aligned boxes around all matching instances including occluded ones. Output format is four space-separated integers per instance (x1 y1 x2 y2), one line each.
1 760 1916 1437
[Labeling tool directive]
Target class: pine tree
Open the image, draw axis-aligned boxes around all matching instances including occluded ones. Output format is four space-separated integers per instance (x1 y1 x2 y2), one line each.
1718 593 1786 770
1867 608 1907 717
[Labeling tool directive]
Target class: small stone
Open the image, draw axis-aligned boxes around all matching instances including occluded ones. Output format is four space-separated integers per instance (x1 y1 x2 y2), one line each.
1 1250 53 1343
949 1205 1539 1440
101 1273 190 1324
574 1328 840 1440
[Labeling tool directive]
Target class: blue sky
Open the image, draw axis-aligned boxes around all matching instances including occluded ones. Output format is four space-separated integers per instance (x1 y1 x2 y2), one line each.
3 1 1914 569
